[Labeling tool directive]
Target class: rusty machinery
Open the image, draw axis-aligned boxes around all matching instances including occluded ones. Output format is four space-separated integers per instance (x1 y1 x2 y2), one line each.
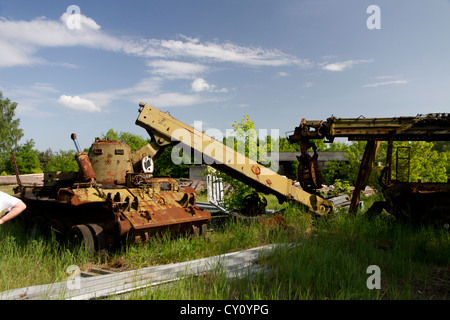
133 103 334 216
14 105 449 252
17 127 211 252
288 113 450 224
15 102 337 252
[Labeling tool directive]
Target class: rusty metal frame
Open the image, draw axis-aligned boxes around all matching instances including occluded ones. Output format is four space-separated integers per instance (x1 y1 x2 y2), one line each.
288 113 450 220
349 140 381 213
395 146 411 183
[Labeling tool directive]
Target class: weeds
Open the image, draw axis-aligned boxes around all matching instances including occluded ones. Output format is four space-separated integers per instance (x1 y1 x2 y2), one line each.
0 195 448 300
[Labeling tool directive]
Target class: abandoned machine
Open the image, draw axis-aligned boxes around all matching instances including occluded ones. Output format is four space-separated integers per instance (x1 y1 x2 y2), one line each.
15 103 335 251
288 113 450 224
17 123 214 252
14 103 448 252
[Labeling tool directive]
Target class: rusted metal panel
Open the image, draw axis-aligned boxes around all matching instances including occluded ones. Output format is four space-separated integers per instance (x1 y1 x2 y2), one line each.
88 138 133 185
74 152 96 182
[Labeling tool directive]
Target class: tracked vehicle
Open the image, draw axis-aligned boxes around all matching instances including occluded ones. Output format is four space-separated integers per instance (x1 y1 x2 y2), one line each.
17 133 211 252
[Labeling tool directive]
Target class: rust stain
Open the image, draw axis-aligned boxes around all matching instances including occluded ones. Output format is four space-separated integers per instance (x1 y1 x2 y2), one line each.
251 165 261 175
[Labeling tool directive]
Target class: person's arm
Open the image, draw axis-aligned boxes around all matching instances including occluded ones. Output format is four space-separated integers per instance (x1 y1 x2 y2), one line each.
0 201 26 225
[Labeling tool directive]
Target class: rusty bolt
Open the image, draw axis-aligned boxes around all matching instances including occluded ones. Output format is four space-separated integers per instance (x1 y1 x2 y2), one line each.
251 165 261 175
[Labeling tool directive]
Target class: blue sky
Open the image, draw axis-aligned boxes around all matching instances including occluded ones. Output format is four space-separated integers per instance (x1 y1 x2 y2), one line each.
1 0 450 151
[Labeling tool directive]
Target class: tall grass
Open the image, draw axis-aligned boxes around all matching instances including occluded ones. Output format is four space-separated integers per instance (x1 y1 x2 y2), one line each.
0 193 448 300
120 208 449 300
0 222 92 292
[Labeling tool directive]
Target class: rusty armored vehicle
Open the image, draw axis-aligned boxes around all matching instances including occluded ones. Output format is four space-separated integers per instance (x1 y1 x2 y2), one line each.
17 132 211 252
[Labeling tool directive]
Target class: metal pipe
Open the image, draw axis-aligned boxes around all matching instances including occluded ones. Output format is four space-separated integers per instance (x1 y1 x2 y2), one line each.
71 133 82 153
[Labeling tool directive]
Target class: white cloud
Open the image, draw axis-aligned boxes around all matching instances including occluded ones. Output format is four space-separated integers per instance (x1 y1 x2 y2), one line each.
57 95 100 112
0 16 117 48
191 78 212 92
5 82 59 98
59 12 101 31
149 92 204 107
2 82 59 118
0 15 123 67
0 14 308 69
80 76 164 109
0 11 308 112
147 60 208 79
31 83 59 93
145 36 310 67
191 78 228 93
373 74 404 80
0 39 43 67
321 59 373 72
362 80 408 88
79 76 228 110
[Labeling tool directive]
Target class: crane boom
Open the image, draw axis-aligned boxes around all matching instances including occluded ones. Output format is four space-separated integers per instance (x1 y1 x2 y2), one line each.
288 113 450 143
133 103 334 216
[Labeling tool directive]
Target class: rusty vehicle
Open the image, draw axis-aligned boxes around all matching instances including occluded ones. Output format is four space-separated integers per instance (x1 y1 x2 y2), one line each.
16 102 339 251
17 133 211 252
288 113 450 224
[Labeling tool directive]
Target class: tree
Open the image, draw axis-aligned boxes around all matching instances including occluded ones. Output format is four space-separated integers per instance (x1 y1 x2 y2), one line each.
432 141 450 175
102 129 149 151
211 115 260 211
153 145 191 178
37 148 54 172
321 140 449 187
4 139 41 174
432 141 450 153
0 92 24 166
387 141 448 183
44 150 79 172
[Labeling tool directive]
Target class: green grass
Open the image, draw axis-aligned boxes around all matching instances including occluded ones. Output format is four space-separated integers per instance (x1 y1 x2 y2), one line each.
0 185 15 195
0 188 448 300
123 209 449 300
0 222 92 292
258 213 449 300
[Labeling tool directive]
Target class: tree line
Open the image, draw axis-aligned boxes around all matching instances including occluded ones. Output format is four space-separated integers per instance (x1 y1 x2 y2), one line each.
1 92 449 187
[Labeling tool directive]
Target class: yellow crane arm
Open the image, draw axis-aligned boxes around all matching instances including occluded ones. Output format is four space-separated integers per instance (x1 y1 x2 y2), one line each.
133 103 334 215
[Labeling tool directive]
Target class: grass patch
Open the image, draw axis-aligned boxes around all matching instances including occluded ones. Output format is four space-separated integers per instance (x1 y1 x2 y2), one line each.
0 222 92 292
116 206 449 300
0 194 448 300
256 213 449 300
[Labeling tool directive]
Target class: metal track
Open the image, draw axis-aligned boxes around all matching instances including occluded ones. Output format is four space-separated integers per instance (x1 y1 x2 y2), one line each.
0 243 297 300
